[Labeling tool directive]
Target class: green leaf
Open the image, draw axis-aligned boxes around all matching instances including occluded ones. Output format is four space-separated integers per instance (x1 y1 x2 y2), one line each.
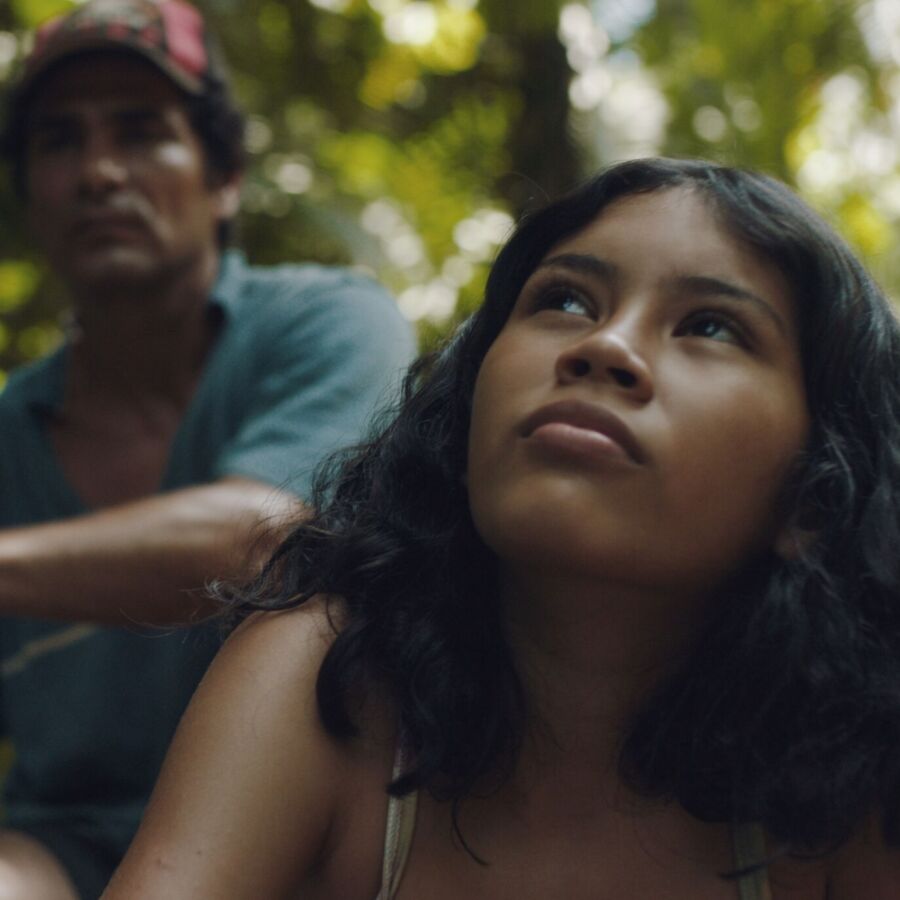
0 261 39 313
10 0 74 29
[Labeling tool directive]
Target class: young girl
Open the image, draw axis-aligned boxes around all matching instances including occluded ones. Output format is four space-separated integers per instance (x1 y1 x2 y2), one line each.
104 158 900 899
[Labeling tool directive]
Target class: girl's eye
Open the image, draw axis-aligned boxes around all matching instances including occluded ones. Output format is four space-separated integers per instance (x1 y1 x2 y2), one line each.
534 286 594 318
676 311 746 346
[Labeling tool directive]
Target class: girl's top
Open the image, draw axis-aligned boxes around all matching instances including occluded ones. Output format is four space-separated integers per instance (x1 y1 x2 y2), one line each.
374 751 774 900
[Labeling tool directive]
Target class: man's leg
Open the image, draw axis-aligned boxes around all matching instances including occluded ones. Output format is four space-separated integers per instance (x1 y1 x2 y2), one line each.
0 829 79 900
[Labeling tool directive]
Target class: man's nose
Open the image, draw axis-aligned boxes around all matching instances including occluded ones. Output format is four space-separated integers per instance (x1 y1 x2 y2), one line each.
78 136 127 195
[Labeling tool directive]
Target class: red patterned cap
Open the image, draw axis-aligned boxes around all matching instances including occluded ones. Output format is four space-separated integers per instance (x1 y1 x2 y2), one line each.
18 0 220 97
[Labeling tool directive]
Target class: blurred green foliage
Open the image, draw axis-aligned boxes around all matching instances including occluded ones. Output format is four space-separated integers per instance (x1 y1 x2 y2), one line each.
1 0 898 379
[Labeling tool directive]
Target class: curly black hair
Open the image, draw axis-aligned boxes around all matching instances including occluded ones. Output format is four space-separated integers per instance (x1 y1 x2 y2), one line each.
227 157 900 858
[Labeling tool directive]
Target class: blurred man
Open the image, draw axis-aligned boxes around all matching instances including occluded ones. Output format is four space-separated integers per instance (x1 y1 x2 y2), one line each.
0 1 414 896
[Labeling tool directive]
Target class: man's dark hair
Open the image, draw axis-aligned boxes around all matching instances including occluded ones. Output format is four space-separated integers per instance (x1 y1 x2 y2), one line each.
224 157 900 860
182 68 246 246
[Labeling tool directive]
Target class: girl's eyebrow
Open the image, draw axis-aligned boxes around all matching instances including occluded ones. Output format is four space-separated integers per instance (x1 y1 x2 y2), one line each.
537 253 787 336
671 275 787 335
538 252 617 281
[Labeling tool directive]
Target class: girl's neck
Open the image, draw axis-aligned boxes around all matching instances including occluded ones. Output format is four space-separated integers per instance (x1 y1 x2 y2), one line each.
500 567 705 773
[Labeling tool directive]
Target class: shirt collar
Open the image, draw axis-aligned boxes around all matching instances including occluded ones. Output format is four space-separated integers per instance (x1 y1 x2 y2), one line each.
208 249 247 320
20 250 248 417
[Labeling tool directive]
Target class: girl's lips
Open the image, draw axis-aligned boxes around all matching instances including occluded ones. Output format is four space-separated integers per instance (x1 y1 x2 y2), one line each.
521 398 645 464
528 420 633 464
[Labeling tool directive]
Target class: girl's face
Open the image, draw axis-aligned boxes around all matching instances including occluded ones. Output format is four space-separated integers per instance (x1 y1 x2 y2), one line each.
467 187 809 600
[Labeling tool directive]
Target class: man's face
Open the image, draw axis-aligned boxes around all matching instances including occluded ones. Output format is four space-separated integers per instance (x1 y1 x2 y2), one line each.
22 53 238 297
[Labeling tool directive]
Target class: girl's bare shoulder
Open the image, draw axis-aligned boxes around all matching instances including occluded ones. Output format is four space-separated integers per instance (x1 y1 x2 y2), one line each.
103 598 395 900
824 818 900 899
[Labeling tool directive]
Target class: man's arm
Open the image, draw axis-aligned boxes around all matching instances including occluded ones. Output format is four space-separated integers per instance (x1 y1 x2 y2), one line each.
0 266 413 627
0 477 301 624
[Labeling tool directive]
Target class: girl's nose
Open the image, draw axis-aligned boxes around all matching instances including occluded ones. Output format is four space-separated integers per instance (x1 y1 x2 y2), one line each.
555 326 654 403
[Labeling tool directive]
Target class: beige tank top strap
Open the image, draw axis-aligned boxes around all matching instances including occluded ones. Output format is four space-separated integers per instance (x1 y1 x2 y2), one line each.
375 755 771 900
732 821 773 900
376 746 419 900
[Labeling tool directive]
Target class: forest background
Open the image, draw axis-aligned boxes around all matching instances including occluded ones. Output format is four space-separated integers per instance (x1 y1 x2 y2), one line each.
1 0 899 378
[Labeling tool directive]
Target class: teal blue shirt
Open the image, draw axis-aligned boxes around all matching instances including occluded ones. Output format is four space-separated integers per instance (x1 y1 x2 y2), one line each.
0 252 415 849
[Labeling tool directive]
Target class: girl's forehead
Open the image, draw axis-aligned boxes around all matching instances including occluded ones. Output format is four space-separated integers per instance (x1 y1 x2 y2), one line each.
540 189 764 279
552 187 722 252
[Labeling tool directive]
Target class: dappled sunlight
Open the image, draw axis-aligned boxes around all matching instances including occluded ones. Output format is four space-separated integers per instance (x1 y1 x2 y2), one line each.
2 0 900 372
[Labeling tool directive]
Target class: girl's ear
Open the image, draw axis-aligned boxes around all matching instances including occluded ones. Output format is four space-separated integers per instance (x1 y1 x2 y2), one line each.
774 524 815 561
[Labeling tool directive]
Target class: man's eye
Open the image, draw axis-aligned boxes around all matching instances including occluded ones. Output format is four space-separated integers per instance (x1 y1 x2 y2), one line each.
120 125 163 144
29 129 78 153
677 312 745 345
116 114 171 145
535 287 593 318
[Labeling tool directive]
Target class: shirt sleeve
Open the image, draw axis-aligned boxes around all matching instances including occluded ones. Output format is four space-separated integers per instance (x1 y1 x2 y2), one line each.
213 271 416 502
